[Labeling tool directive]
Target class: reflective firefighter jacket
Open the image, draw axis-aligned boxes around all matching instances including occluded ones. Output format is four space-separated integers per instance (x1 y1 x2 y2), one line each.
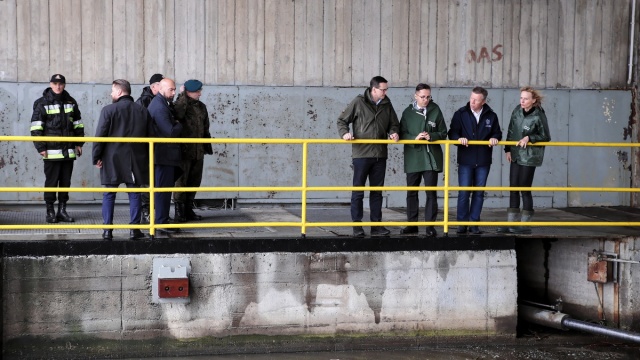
30 88 85 160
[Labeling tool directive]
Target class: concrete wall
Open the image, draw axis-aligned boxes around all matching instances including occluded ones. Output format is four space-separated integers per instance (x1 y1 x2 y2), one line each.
0 0 632 89
0 83 632 207
2 250 516 357
518 236 640 331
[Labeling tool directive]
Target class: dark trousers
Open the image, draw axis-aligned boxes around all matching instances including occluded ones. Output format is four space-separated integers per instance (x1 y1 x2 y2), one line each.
173 159 204 204
43 160 74 203
406 171 439 223
351 158 386 222
140 185 150 211
509 162 537 211
102 184 141 225
155 165 176 225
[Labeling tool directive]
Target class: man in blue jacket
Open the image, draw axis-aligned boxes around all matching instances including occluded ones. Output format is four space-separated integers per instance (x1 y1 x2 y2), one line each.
448 87 502 235
148 78 183 233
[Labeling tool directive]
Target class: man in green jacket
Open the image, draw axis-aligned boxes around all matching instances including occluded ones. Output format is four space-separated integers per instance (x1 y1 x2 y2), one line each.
399 84 447 237
337 76 400 237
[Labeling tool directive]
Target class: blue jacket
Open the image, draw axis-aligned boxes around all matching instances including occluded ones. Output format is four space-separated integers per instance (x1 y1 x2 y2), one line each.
148 94 183 166
448 102 502 167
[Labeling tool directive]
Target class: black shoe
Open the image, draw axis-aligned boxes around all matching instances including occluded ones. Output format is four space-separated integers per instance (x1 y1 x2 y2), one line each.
186 213 203 221
353 226 365 237
469 226 483 235
371 226 390 236
425 227 437 237
129 229 145 240
56 202 75 222
186 208 203 221
456 226 468 234
173 202 186 223
102 230 113 240
46 203 58 223
158 227 181 234
400 226 419 234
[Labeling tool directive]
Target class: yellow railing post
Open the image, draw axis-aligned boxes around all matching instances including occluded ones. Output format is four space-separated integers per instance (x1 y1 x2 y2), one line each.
444 142 451 235
301 141 309 236
148 140 156 237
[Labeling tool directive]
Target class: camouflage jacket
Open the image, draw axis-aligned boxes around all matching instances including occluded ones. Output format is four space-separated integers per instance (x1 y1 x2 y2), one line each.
174 92 213 160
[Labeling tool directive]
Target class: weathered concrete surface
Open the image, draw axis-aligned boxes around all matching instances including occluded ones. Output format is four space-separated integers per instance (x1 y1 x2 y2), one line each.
2 250 516 356
0 83 632 207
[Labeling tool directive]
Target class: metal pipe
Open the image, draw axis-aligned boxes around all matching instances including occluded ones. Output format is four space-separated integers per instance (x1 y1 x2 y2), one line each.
520 305 570 330
520 299 562 312
520 305 640 344
562 318 640 343
600 257 640 264
628 0 636 84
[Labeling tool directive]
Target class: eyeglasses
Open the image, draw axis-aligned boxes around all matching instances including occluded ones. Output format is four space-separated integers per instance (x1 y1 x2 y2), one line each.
376 87 389 92
417 95 432 100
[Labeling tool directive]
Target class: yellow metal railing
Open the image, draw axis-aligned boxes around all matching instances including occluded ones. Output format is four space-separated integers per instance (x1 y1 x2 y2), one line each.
2 135 640 236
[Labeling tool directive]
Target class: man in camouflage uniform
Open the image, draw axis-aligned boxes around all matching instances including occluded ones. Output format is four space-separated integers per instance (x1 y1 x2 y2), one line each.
172 79 213 222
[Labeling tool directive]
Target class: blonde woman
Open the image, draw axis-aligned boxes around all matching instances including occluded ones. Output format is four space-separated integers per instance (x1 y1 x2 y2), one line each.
497 87 551 234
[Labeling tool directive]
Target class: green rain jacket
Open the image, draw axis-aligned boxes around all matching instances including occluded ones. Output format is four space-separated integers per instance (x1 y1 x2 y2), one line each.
505 105 551 167
400 101 448 173
337 88 400 159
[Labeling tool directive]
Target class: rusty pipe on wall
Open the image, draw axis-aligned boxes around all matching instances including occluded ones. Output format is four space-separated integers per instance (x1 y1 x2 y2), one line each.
520 305 640 344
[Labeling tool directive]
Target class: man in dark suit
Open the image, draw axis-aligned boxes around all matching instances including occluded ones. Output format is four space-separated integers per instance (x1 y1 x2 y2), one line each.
148 78 183 233
93 79 154 240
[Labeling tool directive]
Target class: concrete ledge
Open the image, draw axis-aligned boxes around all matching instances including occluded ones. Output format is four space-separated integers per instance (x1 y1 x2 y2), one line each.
0 236 516 257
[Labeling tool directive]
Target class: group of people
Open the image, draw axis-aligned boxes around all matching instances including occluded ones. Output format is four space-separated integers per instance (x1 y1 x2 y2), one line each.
30 73 550 240
30 74 212 240
338 76 551 237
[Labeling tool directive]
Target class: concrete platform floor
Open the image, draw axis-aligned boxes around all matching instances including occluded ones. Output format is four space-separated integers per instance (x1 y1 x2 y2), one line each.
0 203 638 241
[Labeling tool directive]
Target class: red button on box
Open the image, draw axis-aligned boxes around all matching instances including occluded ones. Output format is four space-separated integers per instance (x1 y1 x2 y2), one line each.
158 278 189 298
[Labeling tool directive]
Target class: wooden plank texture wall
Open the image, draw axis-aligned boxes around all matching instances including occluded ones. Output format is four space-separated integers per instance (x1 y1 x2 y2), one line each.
0 0 633 88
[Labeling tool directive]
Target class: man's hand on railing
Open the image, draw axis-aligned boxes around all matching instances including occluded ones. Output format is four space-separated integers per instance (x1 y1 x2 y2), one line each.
389 133 399 142
488 138 499 147
342 133 354 141
458 137 469 146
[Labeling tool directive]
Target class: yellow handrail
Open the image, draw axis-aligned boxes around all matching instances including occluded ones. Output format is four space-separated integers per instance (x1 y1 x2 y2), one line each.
1 135 638 236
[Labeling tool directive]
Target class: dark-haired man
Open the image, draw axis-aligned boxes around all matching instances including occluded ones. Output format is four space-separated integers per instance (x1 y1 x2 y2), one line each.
448 87 502 235
30 74 84 223
399 83 447 238
93 79 154 240
337 76 400 237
